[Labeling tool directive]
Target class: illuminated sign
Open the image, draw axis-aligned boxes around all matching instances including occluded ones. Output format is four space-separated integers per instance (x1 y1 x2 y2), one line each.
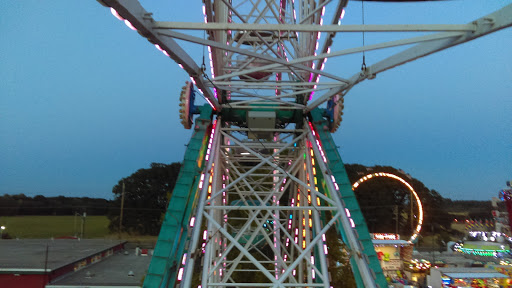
372 233 400 240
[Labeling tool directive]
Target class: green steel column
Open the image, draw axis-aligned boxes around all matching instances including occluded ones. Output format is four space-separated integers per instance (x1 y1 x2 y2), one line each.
310 108 388 288
144 105 213 288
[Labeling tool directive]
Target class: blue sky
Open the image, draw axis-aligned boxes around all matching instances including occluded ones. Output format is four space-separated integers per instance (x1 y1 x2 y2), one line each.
1 0 511 200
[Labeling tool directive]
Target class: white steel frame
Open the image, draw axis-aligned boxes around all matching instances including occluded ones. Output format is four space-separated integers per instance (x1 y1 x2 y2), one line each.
100 0 511 112
180 119 372 287
96 1 512 287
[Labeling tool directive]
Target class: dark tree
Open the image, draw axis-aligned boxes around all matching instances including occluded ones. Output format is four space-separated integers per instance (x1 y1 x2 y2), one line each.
108 162 181 235
345 164 453 238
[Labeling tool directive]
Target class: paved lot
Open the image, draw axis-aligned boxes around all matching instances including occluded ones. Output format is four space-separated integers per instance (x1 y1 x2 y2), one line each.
0 239 125 271
47 250 151 286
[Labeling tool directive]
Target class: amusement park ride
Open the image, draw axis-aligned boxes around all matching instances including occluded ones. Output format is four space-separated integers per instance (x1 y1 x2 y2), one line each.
95 0 511 287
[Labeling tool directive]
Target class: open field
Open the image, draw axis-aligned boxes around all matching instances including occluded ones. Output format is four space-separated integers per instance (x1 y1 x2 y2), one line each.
0 216 159 244
0 215 110 239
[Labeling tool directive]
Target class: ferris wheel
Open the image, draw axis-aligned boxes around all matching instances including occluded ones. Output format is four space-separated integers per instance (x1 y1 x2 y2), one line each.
96 0 511 287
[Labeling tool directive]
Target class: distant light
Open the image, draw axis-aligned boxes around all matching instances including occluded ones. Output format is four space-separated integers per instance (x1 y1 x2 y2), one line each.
0 226 5 230
110 8 124 21
124 20 137 31
340 9 346 20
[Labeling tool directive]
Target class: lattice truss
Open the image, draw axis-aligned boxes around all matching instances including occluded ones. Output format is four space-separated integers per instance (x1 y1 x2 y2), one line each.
179 119 362 287
195 0 344 108
101 0 512 114
95 1 512 287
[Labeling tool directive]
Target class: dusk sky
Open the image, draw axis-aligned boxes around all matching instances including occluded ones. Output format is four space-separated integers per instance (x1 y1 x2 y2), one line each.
1 0 511 201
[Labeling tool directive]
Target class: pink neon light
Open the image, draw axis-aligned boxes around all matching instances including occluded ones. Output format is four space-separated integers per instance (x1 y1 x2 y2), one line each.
124 20 137 31
182 253 187 265
155 44 163 52
163 51 170 57
324 244 328 254
110 8 124 21
178 64 184 69
177 267 184 280
350 218 355 228
189 217 195 227
340 9 346 20
345 208 351 218
204 97 216 111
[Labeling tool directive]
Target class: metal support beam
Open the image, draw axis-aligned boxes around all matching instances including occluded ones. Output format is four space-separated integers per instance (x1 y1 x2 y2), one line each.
155 22 477 33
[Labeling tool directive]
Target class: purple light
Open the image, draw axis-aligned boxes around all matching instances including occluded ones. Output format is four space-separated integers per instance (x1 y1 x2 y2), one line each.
124 20 137 31
177 267 184 280
110 8 124 21
189 217 195 227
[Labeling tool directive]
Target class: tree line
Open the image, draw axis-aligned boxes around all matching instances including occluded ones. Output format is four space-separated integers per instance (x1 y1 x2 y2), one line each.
1 162 494 238
0 194 110 216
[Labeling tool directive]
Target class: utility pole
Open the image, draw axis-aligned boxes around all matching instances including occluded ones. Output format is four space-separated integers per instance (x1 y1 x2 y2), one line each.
410 192 414 234
431 224 435 264
119 181 126 238
81 212 86 239
394 205 399 236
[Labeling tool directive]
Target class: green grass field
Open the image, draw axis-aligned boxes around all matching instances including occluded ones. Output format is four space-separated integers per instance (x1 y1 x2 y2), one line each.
0 216 110 239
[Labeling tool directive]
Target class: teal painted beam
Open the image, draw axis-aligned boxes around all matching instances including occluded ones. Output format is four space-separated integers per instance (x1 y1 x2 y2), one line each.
310 109 388 288
144 105 212 288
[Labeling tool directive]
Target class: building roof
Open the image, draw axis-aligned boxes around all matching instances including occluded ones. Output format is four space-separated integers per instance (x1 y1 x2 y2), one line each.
372 239 410 246
438 267 509 279
46 251 151 287
0 239 126 273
